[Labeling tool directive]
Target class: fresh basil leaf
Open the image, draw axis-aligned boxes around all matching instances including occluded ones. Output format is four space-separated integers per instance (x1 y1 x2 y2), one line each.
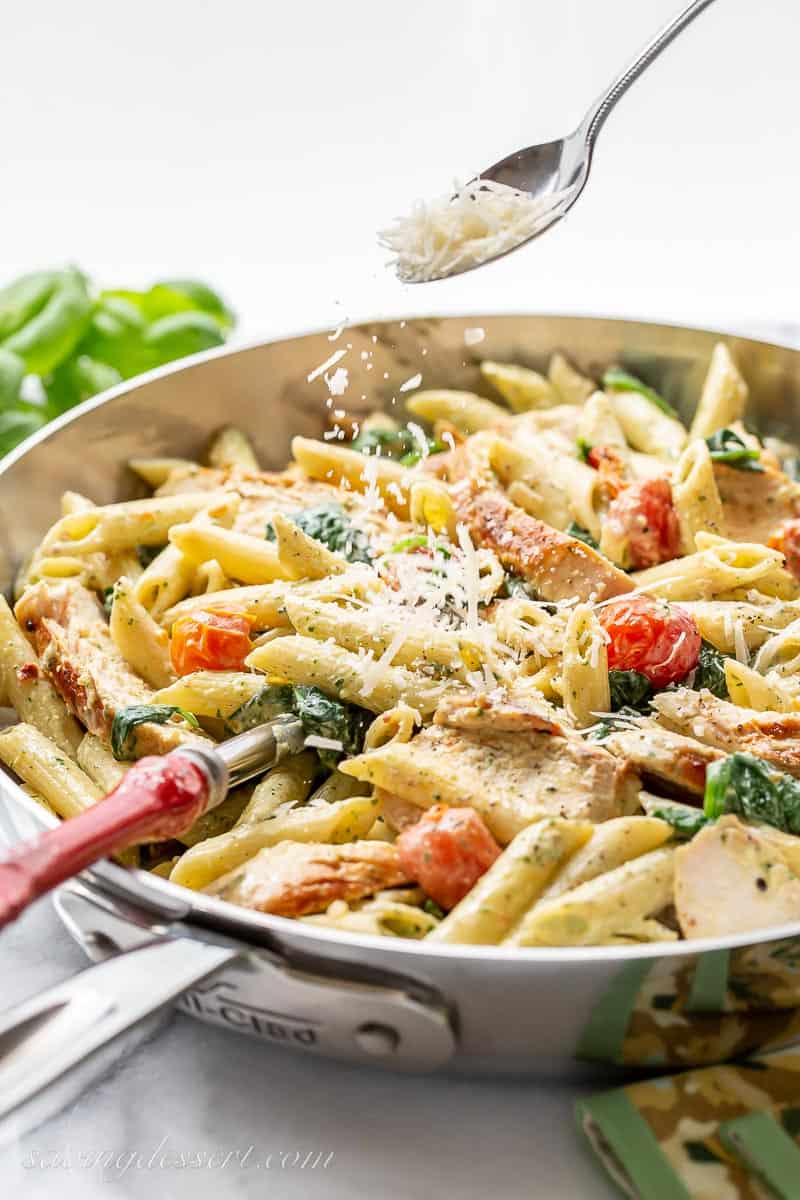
0 406 48 455
45 355 122 414
266 502 372 565
154 279 235 330
566 521 599 550
691 640 729 699
704 752 800 834
652 806 710 840
602 366 678 419
609 669 653 713
0 349 25 409
705 428 764 473
111 704 199 761
143 311 225 365
576 436 592 463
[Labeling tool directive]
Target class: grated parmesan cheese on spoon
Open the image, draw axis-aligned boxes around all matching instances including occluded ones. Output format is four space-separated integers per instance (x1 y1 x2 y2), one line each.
378 179 574 282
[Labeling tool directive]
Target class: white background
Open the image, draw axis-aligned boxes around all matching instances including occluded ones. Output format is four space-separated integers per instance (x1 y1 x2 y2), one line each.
2 1 799 1196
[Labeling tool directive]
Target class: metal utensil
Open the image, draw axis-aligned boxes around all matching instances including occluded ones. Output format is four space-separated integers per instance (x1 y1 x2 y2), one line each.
464 0 718 272
0 715 305 928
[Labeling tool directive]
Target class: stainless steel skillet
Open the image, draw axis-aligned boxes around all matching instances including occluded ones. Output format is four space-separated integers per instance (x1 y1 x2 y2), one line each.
3 314 800 1141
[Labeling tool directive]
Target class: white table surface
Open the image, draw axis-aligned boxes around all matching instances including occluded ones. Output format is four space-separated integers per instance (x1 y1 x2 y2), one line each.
2 0 799 1194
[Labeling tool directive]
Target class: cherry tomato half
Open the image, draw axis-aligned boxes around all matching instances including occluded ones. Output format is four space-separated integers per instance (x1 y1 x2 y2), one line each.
598 594 700 689
602 477 680 570
769 519 800 581
396 804 501 911
170 608 253 676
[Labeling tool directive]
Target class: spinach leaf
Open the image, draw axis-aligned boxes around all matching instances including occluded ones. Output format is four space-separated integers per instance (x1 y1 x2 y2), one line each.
350 424 444 465
608 669 653 712
225 684 296 734
705 428 764 473
226 682 370 770
691 640 729 699
652 805 711 840
704 752 800 835
292 685 371 770
566 521 599 550
111 704 199 761
602 366 678 419
266 502 372 565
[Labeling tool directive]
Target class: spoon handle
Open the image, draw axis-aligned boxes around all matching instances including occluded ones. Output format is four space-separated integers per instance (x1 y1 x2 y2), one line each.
581 0 718 148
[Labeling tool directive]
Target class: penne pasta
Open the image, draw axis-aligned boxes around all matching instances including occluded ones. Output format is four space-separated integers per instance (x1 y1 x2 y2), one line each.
689 342 748 439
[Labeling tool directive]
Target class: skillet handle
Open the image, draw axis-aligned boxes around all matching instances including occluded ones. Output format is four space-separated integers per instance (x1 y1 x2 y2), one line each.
0 934 238 1146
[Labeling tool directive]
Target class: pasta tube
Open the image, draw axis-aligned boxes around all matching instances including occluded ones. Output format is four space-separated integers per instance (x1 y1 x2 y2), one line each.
690 343 748 440
246 635 452 715
428 818 592 945
0 723 101 820
505 846 676 946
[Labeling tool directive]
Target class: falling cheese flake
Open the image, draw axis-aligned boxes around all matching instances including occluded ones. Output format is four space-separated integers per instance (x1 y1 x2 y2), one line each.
324 366 349 397
463 327 486 347
307 349 347 383
378 179 575 282
399 373 423 393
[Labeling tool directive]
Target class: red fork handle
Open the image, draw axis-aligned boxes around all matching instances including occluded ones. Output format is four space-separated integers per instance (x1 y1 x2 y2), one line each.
0 754 210 929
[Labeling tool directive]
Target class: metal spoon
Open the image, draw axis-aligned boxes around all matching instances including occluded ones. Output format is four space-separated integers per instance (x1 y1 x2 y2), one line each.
457 0 718 276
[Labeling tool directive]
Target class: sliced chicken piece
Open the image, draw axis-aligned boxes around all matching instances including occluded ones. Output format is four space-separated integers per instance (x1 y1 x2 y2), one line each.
453 488 633 603
714 460 800 545
675 815 800 939
341 725 639 844
204 840 410 916
15 581 197 757
653 687 800 777
434 688 567 737
602 719 725 797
